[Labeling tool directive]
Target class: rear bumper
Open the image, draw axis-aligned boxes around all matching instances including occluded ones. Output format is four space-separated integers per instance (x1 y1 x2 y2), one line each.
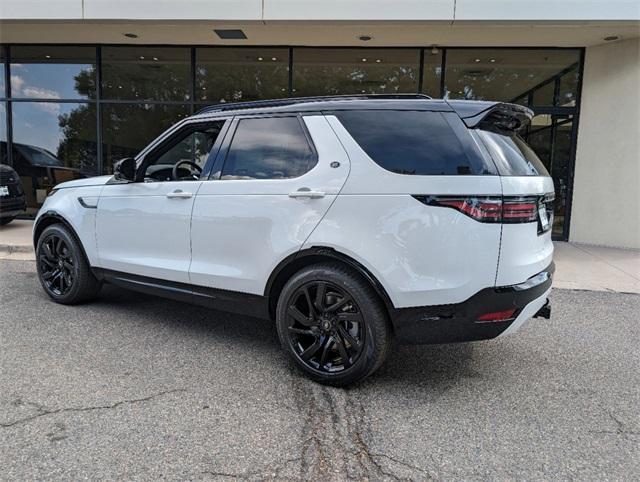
390 262 554 344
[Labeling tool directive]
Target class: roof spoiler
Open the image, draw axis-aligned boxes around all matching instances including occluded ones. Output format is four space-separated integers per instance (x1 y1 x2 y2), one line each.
446 100 534 133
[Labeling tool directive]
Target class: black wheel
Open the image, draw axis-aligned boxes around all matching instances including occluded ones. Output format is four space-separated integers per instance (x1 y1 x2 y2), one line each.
276 263 391 386
36 224 102 304
0 217 15 226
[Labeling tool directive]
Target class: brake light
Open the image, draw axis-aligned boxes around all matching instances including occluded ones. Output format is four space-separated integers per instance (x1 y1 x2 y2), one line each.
476 309 517 323
413 195 544 224
502 197 538 223
435 198 502 223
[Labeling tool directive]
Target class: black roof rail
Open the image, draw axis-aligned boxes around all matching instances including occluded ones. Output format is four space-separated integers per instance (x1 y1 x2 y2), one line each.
195 93 432 115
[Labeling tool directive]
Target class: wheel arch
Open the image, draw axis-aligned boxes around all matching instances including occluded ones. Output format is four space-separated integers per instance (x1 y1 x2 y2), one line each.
265 246 395 323
33 211 91 265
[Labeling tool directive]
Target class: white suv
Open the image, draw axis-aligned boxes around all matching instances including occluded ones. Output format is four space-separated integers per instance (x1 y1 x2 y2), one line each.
33 95 554 386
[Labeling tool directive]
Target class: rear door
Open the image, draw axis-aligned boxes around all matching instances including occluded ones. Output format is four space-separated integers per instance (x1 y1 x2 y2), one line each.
476 129 555 286
189 114 350 295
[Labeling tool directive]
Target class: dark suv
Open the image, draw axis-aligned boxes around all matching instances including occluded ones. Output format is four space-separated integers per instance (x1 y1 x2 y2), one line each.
0 164 27 225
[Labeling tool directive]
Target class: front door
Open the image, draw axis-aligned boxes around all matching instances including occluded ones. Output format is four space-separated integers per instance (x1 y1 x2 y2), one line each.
190 114 350 295
96 120 228 283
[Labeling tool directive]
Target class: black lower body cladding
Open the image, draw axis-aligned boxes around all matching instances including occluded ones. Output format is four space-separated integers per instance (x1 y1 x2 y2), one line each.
389 263 554 344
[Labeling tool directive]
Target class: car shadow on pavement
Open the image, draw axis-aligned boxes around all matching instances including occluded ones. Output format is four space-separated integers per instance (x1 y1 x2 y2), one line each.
90 284 490 391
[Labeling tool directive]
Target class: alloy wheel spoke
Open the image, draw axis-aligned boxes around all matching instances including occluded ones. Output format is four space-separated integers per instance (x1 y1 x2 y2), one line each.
302 286 316 317
63 260 74 271
39 255 56 268
300 336 323 361
337 312 361 324
314 282 326 312
334 334 352 367
288 326 315 336
326 295 351 313
55 237 64 256
42 269 58 281
319 336 333 367
288 306 315 327
43 242 56 261
338 324 360 349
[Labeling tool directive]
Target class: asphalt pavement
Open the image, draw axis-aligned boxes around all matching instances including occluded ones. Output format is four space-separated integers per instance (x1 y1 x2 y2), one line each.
1 259 638 480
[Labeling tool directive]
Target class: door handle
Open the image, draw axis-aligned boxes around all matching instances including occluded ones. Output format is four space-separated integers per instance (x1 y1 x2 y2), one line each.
166 189 193 199
289 188 325 199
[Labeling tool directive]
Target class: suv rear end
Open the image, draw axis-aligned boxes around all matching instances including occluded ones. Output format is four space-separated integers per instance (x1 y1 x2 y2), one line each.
305 98 554 344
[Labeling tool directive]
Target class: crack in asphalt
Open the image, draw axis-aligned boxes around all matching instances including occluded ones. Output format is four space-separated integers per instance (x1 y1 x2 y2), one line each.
1 389 186 428
200 456 302 481
284 368 435 480
589 411 640 439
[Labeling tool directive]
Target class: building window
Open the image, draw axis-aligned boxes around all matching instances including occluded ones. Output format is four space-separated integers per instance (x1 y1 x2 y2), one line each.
101 103 191 171
0 102 7 163
9 45 96 100
0 46 6 96
422 48 443 97
292 48 420 96
196 48 290 103
12 102 97 214
444 49 581 105
101 47 191 101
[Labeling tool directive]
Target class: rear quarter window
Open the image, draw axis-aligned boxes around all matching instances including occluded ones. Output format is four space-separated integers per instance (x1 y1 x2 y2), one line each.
478 130 550 177
334 110 496 176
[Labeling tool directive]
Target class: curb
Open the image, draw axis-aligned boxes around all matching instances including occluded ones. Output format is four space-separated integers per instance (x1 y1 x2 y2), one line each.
0 244 34 254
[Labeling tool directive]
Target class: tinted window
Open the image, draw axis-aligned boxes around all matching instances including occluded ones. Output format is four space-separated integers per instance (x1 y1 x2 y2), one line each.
221 117 316 180
336 110 493 175
292 48 420 96
478 130 550 176
101 47 191 101
196 48 289 102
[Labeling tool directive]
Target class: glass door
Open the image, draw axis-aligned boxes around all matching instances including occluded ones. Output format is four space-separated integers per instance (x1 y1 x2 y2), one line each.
523 114 575 239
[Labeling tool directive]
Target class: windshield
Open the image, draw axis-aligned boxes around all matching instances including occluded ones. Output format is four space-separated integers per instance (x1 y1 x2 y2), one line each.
477 130 549 177
15 144 63 167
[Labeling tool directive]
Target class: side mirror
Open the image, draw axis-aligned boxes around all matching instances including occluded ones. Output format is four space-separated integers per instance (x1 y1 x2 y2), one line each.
113 157 136 182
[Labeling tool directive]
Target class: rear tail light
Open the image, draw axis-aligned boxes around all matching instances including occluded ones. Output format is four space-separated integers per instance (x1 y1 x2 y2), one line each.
413 194 550 226
502 197 538 223
476 309 517 323
432 198 502 223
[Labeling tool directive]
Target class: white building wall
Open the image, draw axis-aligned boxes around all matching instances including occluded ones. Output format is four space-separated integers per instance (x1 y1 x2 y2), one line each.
571 37 640 249
1 0 638 21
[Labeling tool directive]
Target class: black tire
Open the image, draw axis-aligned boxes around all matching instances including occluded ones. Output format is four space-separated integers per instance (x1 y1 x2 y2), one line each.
276 262 391 386
0 217 15 226
36 224 102 304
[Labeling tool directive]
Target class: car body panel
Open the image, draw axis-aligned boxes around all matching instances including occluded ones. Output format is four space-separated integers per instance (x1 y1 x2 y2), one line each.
95 180 202 283
189 115 350 294
496 175 555 286
34 185 104 265
305 115 503 308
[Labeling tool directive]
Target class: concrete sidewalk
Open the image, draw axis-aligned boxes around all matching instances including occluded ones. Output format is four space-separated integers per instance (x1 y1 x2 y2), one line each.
1 219 639 294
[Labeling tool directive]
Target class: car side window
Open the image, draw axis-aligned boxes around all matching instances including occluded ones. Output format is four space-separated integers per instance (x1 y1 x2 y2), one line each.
335 110 496 175
220 117 316 180
144 121 224 181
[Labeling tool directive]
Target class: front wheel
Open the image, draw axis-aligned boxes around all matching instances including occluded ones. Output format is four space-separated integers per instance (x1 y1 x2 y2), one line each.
36 224 102 304
276 263 391 386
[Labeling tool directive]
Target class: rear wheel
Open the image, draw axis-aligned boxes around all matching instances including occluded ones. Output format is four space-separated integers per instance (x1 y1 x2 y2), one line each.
36 224 102 304
276 263 391 386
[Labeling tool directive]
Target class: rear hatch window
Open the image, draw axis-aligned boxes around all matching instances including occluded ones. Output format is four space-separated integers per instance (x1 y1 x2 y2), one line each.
334 110 497 175
477 130 550 177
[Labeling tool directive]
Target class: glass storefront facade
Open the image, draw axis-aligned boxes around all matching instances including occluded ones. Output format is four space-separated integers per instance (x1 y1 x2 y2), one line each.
0 45 582 238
